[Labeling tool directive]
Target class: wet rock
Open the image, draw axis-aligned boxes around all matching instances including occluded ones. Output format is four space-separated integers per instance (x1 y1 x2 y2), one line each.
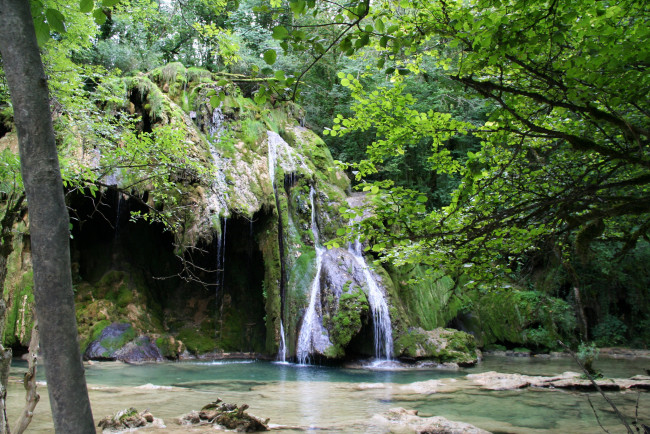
394 327 481 365
179 398 269 432
113 336 163 362
84 323 163 363
373 407 490 433
98 408 164 432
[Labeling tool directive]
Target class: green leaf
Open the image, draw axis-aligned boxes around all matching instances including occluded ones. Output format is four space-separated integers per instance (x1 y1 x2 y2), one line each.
263 49 277 65
79 0 94 13
272 26 289 40
93 8 107 24
45 8 66 33
341 78 350 86
210 95 221 108
34 19 50 46
216 79 229 86
274 70 285 81
290 0 306 14
102 0 120 6
375 19 385 33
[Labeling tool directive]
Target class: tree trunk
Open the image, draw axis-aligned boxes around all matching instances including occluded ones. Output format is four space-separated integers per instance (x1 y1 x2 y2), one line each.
0 2 95 432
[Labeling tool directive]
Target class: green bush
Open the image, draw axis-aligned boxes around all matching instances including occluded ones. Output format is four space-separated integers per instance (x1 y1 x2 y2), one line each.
592 315 627 347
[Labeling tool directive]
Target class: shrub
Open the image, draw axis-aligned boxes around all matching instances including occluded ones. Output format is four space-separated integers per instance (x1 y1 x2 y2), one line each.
592 315 627 347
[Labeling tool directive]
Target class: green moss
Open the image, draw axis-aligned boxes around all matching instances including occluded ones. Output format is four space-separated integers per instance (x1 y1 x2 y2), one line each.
469 289 577 351
328 286 368 355
394 327 479 364
388 264 459 335
99 324 137 352
4 270 35 347
178 327 217 354
155 335 184 358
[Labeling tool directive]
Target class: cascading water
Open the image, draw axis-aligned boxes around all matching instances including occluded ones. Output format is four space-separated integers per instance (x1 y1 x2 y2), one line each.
268 131 288 362
296 186 329 365
278 320 287 363
215 217 227 335
348 239 393 360
209 105 225 140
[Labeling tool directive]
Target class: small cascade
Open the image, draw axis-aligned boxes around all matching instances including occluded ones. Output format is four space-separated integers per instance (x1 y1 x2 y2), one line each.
348 239 393 360
208 105 225 140
278 320 287 362
296 186 329 364
114 191 125 239
268 131 288 362
215 217 228 334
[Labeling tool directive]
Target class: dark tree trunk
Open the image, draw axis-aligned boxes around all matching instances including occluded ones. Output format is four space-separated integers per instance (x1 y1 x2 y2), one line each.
0 2 95 432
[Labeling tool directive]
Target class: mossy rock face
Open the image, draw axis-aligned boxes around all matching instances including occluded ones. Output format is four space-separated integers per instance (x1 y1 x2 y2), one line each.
177 327 217 355
155 335 185 359
327 287 368 357
466 290 577 351
394 327 480 365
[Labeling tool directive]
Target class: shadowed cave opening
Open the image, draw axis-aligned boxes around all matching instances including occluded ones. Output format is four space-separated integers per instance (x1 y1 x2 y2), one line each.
68 189 271 354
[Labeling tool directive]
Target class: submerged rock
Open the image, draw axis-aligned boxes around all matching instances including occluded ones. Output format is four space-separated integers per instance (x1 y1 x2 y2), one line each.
394 327 481 365
373 407 490 433
179 398 269 432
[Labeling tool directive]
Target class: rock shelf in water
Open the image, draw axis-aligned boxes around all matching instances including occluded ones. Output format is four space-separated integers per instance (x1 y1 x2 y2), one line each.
373 407 490 434
467 371 650 391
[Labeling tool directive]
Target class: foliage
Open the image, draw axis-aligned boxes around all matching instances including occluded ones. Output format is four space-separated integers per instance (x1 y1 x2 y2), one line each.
297 0 650 302
592 315 627 347
577 341 601 378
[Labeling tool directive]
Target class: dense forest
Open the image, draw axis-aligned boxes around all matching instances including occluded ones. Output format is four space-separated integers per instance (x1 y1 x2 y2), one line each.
0 0 648 431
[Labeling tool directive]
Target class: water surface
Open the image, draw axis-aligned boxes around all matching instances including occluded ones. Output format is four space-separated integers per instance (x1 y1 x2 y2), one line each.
6 355 649 433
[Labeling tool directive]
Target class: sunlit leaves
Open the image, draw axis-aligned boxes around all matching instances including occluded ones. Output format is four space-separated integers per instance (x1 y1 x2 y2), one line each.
79 0 94 13
263 49 277 65
45 8 66 33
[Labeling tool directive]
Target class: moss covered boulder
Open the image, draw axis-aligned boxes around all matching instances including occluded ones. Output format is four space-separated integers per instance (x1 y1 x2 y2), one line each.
84 322 163 362
394 327 480 365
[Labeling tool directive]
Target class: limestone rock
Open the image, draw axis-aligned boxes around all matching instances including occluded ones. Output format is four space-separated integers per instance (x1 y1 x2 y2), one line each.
373 407 490 433
467 371 650 391
84 323 163 363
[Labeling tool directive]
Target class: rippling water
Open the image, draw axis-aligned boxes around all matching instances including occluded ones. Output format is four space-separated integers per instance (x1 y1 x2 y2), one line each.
6 355 649 433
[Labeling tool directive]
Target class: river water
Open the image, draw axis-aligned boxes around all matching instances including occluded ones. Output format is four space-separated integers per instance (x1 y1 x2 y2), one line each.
6 355 649 433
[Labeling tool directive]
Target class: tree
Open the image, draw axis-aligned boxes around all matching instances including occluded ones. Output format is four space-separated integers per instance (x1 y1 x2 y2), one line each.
319 0 648 292
0 1 95 431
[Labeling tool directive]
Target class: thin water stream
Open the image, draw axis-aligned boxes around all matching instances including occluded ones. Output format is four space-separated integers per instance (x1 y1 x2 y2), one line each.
6 356 649 433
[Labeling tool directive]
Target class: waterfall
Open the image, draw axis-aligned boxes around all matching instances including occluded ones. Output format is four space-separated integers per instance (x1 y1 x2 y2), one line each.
268 132 278 185
296 186 328 364
215 217 227 334
348 239 394 361
208 105 225 140
268 131 289 362
278 320 287 362
114 191 125 238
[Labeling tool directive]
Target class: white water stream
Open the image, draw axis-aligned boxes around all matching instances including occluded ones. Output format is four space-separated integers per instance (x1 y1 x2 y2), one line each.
348 239 393 361
296 186 330 364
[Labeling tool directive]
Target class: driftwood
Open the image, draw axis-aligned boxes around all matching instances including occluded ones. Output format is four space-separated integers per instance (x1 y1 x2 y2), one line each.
97 408 156 431
558 341 634 434
180 398 269 432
